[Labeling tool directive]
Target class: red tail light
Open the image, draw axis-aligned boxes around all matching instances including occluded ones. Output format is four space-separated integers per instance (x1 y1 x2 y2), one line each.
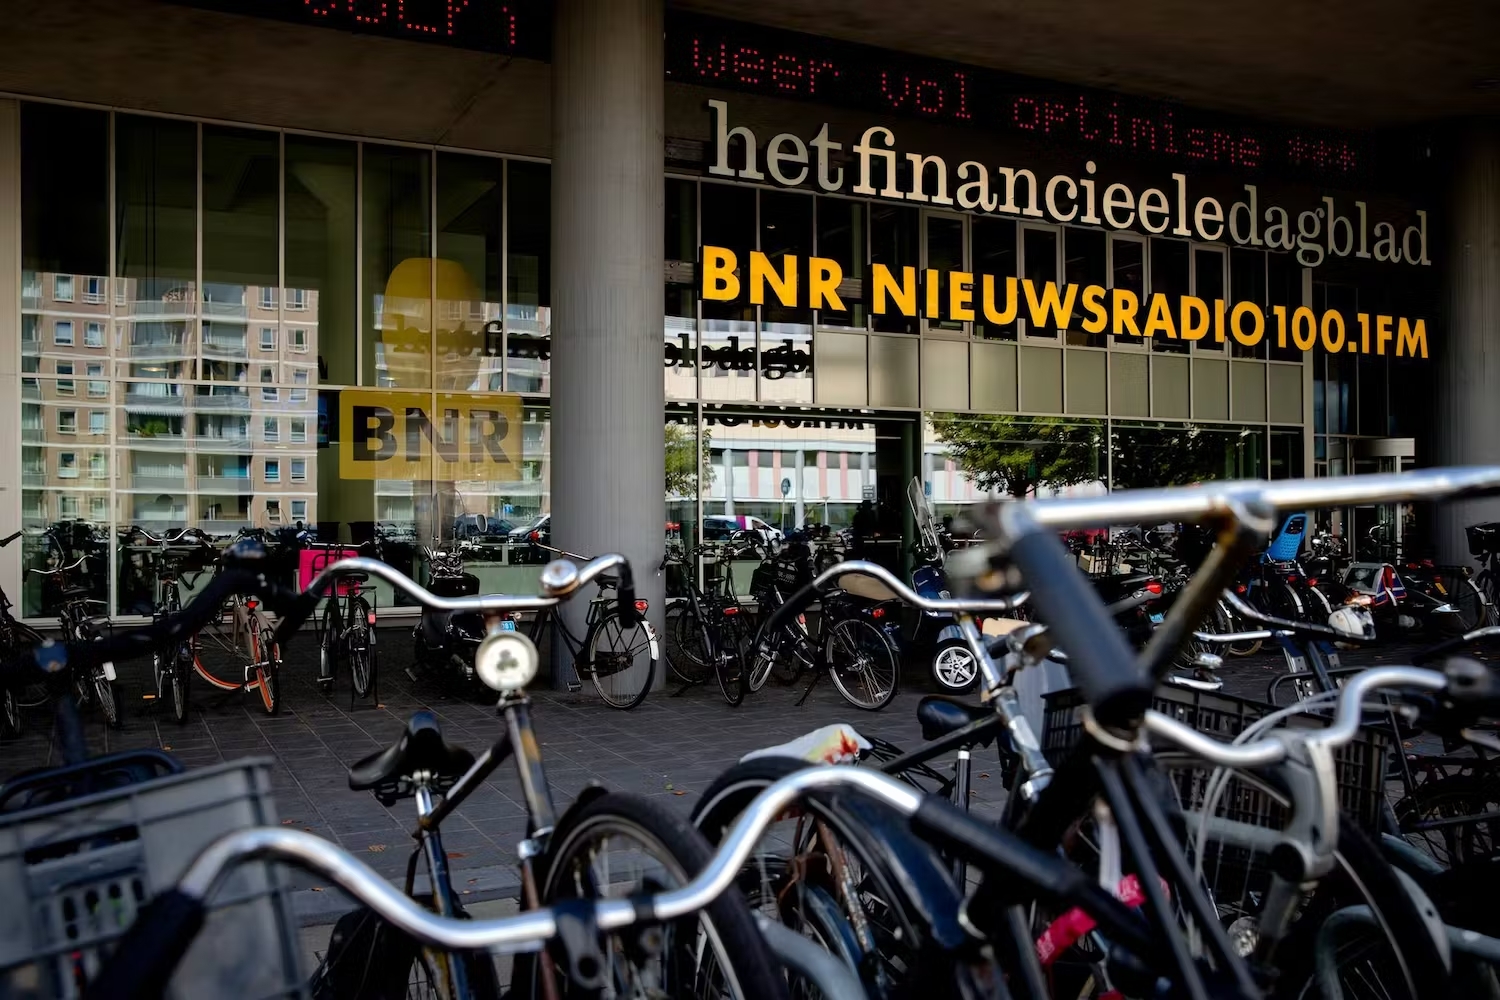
723 606 739 616
245 599 258 610
871 607 886 618
1145 581 1163 595
1286 575 1300 585
367 611 378 625
1306 578 1318 587
1234 584 1247 594
529 531 539 542
634 599 649 613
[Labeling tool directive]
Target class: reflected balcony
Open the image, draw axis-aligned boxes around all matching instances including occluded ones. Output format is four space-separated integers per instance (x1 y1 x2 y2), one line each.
130 472 188 491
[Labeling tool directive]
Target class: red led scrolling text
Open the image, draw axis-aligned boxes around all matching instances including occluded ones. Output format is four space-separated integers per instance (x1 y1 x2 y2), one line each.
683 33 1356 173
301 0 515 43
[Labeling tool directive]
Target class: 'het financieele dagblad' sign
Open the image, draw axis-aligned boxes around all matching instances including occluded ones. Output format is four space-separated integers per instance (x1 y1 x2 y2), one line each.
697 246 1430 360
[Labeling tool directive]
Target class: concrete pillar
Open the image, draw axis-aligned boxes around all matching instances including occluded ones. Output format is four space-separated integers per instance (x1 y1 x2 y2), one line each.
1435 120 1500 564
550 0 664 681
721 447 734 515
793 448 805 528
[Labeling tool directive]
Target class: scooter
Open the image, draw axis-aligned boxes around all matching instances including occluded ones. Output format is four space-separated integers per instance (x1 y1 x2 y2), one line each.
409 545 491 690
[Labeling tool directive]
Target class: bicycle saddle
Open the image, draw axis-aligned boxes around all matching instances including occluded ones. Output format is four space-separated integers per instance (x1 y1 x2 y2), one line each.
61 585 91 600
348 711 475 791
916 696 997 746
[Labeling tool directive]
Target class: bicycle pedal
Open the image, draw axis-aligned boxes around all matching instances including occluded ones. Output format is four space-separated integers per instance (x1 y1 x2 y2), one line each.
566 682 582 693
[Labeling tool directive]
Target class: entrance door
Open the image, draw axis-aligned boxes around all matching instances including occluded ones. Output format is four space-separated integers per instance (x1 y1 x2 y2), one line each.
1343 439 1417 560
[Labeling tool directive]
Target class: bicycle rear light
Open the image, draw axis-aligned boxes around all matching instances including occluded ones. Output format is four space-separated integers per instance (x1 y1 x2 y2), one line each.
634 599 649 614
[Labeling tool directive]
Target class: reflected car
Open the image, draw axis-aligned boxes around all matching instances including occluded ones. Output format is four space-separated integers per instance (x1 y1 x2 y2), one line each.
703 515 783 545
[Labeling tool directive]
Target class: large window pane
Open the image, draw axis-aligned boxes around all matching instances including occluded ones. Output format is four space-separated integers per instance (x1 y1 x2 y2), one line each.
925 214 965 333
759 191 813 403
437 153 504 393
1064 228 1106 347
117 116 197 381
506 160 551 393
972 217 1016 341
1149 238 1189 353
1110 421 1264 489
1229 248 1267 359
665 178 698 399
699 183 756 400
1021 228 1059 338
285 136 357 386
815 197 865 328
1192 247 1226 352
1267 251 1303 362
363 144 432 388
870 204 918 334
930 414 1104 498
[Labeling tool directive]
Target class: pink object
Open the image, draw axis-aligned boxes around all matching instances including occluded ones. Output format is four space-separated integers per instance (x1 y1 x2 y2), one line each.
1034 874 1162 968
298 547 361 596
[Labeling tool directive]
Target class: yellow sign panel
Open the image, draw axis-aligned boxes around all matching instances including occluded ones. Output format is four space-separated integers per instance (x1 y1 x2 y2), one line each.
339 389 523 481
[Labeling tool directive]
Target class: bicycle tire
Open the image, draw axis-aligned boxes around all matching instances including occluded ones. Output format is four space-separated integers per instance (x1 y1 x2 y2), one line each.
583 609 656 710
0 687 19 740
692 756 946 1000
348 597 375 698
523 792 789 1000
665 601 709 684
249 615 282 715
1394 773 1500 868
715 614 746 707
823 617 899 711
170 640 192 724
318 599 340 691
82 626 122 730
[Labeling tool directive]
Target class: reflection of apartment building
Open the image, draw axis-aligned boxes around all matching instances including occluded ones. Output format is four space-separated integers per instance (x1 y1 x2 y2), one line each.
21 273 319 532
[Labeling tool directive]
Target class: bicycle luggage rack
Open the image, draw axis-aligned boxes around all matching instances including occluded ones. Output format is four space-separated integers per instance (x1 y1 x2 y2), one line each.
0 757 304 1000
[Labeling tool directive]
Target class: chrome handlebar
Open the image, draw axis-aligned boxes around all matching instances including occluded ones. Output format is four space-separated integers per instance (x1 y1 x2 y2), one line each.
28 556 87 576
794 559 1028 615
176 767 923 952
1142 665 1447 767
303 554 627 613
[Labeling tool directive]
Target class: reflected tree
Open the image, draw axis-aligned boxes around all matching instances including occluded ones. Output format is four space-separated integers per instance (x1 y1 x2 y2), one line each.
931 414 1102 498
665 423 714 499
1108 423 1258 490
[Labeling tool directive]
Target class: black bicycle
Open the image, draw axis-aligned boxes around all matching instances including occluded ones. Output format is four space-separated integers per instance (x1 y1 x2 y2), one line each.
522 543 659 709
124 526 219 724
30 555 120 729
307 541 379 706
664 546 753 706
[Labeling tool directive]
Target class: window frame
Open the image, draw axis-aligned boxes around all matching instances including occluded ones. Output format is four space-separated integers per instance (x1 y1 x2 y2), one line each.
1190 243 1229 354
54 320 74 346
264 459 280 483
1018 222 1065 343
58 409 78 434
1107 233 1150 353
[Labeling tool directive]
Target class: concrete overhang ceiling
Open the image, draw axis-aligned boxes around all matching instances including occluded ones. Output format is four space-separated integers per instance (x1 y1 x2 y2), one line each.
670 0 1500 129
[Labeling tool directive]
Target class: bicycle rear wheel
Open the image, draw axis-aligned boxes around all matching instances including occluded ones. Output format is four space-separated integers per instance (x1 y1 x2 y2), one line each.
665 601 709 684
317 598 339 692
824 618 899 711
168 640 192 724
524 792 789 1000
714 614 747 707
584 609 657 710
347 597 376 698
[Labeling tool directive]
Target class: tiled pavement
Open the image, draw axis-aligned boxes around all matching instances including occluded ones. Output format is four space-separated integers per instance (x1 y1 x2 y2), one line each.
0 622 1477 924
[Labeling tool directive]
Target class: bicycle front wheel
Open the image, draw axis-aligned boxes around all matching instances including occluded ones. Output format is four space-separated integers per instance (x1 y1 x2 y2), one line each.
584 610 657 710
714 615 747 707
525 792 789 1000
250 616 282 715
348 597 376 698
823 617 899 711
170 641 192 724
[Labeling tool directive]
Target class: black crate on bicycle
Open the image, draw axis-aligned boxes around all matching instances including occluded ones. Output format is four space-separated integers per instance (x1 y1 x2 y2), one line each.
1466 523 1500 557
428 572 482 598
1041 684 1393 833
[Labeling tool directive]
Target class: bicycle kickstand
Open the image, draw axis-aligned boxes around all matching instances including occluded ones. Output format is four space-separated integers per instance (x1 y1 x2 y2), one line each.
794 669 821 707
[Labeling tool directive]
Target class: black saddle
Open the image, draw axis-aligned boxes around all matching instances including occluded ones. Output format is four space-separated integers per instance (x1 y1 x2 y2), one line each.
61 585 92 601
348 711 475 795
916 696 997 747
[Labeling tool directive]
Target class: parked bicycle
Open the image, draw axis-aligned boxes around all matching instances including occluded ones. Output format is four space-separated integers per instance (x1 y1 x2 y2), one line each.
664 546 753 705
28 555 120 729
305 540 379 706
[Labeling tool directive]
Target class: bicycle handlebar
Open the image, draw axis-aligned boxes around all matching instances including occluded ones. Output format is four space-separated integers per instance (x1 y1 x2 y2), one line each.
1411 625 1500 665
1219 588 1377 644
0 530 21 548
758 560 1026 639
1143 664 1450 768
27 556 87 577
85 765 1155 1000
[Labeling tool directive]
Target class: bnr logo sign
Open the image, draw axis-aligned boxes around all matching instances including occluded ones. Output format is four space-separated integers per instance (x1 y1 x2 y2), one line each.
339 390 522 481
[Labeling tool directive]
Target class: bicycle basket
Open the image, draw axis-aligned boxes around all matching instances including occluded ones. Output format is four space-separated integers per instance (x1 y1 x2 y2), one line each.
1466 523 1500 557
0 757 304 1000
298 546 361 596
1042 684 1392 833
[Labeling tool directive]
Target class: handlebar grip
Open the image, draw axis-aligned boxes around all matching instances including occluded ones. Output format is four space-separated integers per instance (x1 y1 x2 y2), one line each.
1006 531 1151 729
759 579 822 642
0 530 21 548
615 562 640 626
83 889 206 1000
1443 658 1500 714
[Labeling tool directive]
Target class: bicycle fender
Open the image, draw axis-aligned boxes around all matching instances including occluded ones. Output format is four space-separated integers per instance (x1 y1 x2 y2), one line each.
835 793 970 951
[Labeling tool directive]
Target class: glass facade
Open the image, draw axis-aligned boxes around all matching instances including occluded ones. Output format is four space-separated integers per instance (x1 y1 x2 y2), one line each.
17 99 1413 621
